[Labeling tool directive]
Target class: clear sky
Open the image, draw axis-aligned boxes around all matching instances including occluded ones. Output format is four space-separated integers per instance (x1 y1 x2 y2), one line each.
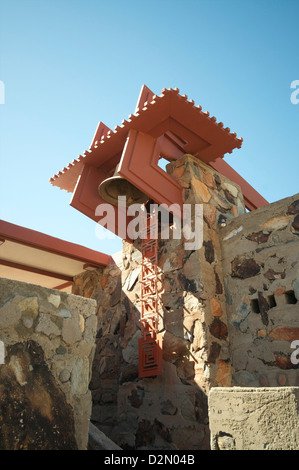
0 0 298 255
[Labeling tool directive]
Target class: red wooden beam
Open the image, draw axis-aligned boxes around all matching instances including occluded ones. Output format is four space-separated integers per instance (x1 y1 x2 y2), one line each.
53 281 74 290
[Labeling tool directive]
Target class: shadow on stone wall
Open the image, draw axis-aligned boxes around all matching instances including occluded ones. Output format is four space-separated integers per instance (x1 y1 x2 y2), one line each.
0 340 77 450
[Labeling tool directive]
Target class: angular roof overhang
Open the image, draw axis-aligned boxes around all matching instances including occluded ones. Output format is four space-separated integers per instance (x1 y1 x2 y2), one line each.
50 85 243 192
0 219 112 291
50 85 268 233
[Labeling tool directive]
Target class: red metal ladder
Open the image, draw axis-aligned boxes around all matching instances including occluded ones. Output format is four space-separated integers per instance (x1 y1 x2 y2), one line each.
138 205 163 378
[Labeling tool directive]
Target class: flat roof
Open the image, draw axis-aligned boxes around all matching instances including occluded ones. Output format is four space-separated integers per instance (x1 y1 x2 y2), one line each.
0 219 112 292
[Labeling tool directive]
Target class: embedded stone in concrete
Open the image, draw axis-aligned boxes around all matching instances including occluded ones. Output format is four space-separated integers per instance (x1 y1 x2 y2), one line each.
292 214 299 231
221 181 239 198
190 179 211 203
246 231 270 244
230 301 250 328
261 215 291 231
71 357 90 395
210 297 222 317
123 267 140 292
212 192 232 210
0 295 25 328
203 240 215 264
18 297 39 318
35 313 61 336
231 256 260 279
263 268 285 281
62 317 83 344
22 316 34 329
257 292 269 326
47 293 61 308
269 326 299 341
287 199 299 215
209 318 228 339
203 204 216 228
209 387 299 450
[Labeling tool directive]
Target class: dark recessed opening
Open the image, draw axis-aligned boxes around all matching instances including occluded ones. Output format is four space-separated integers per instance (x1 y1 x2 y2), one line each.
251 298 260 313
267 294 277 309
285 290 297 304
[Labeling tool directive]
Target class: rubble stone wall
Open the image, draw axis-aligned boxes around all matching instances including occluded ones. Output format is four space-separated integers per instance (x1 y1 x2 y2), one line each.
220 194 299 387
0 278 97 450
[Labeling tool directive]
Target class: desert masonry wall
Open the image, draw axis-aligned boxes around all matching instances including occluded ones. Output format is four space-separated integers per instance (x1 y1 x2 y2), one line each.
0 277 97 450
220 194 299 387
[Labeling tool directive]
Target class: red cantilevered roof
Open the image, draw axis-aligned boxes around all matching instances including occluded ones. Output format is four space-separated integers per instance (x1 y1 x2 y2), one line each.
50 86 243 193
0 219 112 291
50 85 268 220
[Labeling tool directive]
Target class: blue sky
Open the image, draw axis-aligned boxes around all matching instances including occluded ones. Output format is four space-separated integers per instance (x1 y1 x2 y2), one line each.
0 0 298 255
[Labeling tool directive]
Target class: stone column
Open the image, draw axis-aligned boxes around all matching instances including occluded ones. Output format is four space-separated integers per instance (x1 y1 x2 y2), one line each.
162 154 246 391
